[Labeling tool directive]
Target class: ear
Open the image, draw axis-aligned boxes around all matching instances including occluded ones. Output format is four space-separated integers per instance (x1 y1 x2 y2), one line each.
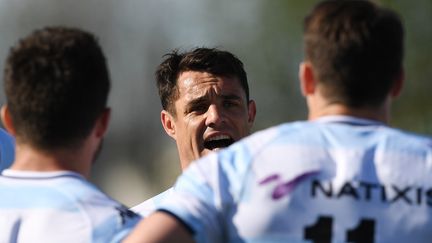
390 68 404 98
299 61 316 96
94 108 111 138
161 110 176 139
1 105 16 136
247 100 256 128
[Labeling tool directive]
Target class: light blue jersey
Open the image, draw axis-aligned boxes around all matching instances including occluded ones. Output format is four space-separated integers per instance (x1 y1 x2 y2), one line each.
0 170 141 243
158 116 432 243
0 128 15 172
131 188 173 217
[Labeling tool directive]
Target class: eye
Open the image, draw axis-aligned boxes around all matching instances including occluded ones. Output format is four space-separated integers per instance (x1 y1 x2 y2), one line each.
187 103 208 114
194 104 208 112
223 100 238 108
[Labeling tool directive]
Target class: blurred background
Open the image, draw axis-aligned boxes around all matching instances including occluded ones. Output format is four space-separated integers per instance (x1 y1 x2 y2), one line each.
0 0 430 207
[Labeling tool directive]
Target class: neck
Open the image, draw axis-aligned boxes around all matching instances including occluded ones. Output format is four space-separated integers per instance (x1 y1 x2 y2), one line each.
10 142 92 178
307 93 392 123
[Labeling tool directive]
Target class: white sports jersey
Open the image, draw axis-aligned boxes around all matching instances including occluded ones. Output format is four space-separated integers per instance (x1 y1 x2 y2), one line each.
131 188 173 217
0 128 15 173
0 170 141 243
158 115 432 243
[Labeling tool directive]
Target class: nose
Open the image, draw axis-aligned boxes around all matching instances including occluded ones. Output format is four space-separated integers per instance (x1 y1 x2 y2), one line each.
205 104 226 127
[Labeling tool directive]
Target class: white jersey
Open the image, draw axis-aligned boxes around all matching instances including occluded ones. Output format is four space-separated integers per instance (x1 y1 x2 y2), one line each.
158 115 432 243
131 188 173 217
0 170 141 243
0 128 15 173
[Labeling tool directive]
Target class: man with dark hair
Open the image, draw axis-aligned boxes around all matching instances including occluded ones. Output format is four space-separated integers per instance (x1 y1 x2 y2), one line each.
125 1 432 242
132 47 256 216
0 26 140 242
156 47 255 170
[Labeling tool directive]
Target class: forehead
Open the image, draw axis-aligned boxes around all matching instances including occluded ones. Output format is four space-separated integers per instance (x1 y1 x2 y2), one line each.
176 71 246 100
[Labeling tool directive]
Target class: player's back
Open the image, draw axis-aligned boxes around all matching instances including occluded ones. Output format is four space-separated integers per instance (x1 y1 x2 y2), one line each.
162 115 432 243
0 170 140 243
231 116 432 242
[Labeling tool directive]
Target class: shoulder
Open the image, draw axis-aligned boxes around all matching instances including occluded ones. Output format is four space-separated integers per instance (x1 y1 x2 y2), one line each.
0 173 140 241
354 125 432 158
383 127 432 146
53 176 142 241
241 121 319 150
187 121 315 171
177 122 314 197
60 176 141 218
218 121 322 170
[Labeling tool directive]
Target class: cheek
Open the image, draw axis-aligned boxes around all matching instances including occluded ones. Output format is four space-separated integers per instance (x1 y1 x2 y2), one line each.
231 114 252 133
230 109 250 123
184 117 206 136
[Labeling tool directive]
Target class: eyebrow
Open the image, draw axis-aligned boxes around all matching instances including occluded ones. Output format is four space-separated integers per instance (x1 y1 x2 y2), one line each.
220 94 243 101
184 96 208 114
190 93 242 105
184 93 243 114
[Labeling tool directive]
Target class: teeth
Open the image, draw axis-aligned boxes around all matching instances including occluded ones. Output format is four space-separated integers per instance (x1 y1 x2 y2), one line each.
207 135 231 142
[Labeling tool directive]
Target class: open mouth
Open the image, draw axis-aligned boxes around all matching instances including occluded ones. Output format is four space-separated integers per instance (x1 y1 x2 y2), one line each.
204 135 234 150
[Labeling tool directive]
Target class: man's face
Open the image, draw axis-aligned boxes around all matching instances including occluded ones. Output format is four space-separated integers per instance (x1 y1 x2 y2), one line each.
161 71 256 169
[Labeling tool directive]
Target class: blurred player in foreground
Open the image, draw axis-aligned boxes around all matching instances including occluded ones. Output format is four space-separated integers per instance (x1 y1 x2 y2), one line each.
0 127 15 172
125 0 432 242
131 48 256 216
0 26 140 242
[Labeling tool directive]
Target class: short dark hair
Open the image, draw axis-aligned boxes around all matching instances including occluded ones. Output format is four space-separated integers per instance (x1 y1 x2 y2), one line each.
4 26 110 150
304 0 404 107
155 47 249 115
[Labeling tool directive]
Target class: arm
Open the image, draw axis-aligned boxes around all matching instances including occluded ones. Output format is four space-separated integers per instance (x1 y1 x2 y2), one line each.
123 211 194 243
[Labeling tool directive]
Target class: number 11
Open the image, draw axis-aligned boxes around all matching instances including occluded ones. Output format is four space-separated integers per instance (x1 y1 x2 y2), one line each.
304 216 375 243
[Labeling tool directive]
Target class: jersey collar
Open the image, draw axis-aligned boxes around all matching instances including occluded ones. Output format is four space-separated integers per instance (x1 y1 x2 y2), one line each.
313 115 385 126
1 169 84 180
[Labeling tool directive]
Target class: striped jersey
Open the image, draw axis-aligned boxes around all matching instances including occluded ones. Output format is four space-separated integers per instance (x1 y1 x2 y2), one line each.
131 188 173 217
0 128 15 173
158 115 432 243
0 170 141 243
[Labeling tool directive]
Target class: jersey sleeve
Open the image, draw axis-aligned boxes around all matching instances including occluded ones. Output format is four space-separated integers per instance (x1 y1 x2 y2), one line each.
59 178 142 242
107 205 142 243
130 188 174 217
157 143 253 243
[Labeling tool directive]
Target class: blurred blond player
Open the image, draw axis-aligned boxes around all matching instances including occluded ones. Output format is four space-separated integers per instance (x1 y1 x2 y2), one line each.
0 27 140 242
132 48 256 216
125 0 432 242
